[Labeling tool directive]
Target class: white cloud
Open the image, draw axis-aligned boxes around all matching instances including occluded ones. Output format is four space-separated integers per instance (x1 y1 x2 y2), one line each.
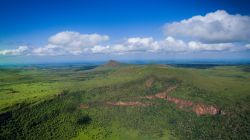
49 31 109 47
91 45 111 54
187 41 233 51
124 37 157 52
164 10 250 43
32 31 109 55
127 37 154 46
36 19 245 55
0 46 28 55
32 44 65 56
90 36 234 54
0 36 241 56
2 10 249 57
245 44 250 49
157 36 187 52
91 37 159 54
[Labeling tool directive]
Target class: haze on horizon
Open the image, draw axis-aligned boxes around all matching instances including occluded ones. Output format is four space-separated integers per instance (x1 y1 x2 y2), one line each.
0 0 250 64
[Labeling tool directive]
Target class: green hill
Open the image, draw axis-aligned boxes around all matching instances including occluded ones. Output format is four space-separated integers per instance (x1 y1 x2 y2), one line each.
0 63 250 139
103 60 123 67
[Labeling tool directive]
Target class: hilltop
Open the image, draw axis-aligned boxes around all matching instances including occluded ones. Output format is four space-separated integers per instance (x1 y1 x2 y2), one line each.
102 60 123 67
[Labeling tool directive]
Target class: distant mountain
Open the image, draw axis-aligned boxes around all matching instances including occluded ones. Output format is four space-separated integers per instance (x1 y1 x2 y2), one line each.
103 60 123 67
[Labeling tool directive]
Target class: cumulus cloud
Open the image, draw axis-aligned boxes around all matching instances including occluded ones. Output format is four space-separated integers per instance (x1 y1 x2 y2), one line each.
2 10 249 57
48 31 109 47
245 44 250 49
91 45 111 54
187 41 233 51
123 37 157 52
32 44 66 56
164 10 250 43
90 36 235 54
91 37 158 54
0 46 29 55
32 31 109 55
157 37 187 52
0 36 240 56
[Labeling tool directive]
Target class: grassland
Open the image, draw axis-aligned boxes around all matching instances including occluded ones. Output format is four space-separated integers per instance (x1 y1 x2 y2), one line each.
0 63 250 139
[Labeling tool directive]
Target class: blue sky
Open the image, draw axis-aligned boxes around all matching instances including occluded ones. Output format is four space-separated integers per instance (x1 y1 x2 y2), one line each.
0 0 250 64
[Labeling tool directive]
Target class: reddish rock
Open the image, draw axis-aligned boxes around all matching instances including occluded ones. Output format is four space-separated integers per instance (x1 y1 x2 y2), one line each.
192 104 220 116
166 96 193 107
155 92 167 99
107 101 152 107
155 86 177 99
79 104 89 109
153 86 223 116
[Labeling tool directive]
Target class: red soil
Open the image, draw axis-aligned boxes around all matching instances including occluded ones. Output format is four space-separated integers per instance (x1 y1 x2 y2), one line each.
80 85 224 116
192 104 221 116
106 101 152 107
166 96 193 107
153 86 223 116
155 86 177 98
79 104 89 109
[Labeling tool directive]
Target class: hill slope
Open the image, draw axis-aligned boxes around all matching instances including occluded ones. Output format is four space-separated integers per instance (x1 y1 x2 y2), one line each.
0 64 250 139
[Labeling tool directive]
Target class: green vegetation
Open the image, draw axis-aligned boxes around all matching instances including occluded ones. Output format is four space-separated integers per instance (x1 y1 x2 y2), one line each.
0 63 250 139
0 90 91 140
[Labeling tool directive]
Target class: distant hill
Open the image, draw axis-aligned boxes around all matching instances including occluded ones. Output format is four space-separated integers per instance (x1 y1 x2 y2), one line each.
103 60 123 67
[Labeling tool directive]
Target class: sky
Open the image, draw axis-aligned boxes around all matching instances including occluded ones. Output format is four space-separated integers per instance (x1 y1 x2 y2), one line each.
0 0 250 64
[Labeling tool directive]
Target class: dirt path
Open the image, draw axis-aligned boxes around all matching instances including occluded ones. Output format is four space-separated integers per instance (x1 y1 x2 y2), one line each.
136 85 224 116
106 101 152 107
155 86 177 98
80 85 224 116
79 104 89 109
152 86 223 116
